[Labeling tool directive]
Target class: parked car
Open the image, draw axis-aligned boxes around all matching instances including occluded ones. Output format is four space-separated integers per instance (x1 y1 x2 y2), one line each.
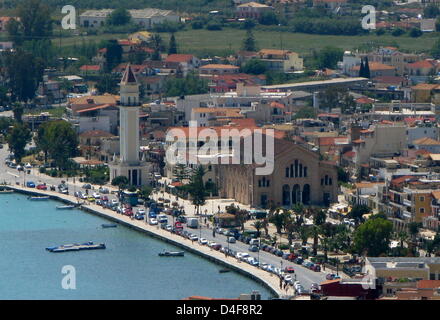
82 184 92 189
284 266 295 273
248 245 259 252
326 274 337 280
198 238 208 245
98 187 109 194
36 184 47 190
189 234 198 241
227 237 236 243
26 181 35 188
149 218 158 225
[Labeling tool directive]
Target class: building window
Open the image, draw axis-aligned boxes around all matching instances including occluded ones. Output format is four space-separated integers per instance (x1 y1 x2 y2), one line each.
304 167 308 177
420 208 425 214
420 196 425 202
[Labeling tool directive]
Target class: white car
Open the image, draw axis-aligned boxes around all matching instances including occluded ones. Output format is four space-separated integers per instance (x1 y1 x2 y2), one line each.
137 209 146 215
208 241 219 248
99 187 109 194
92 192 100 199
149 218 158 225
189 234 198 241
111 199 118 205
24 163 32 169
198 238 208 245
284 274 293 283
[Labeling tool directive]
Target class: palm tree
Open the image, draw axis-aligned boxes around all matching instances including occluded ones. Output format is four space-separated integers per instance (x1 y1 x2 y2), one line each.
261 218 269 238
252 220 263 238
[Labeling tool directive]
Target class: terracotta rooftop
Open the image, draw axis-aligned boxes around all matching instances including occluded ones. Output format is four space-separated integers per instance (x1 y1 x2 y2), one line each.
413 137 440 146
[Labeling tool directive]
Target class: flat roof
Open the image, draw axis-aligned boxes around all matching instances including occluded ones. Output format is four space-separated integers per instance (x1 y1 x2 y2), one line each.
262 77 368 90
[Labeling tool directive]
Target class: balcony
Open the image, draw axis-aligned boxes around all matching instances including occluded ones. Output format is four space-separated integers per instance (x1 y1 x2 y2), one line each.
403 199 412 207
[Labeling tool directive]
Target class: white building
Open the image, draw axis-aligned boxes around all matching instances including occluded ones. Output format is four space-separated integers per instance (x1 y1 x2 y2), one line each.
80 8 180 29
109 64 152 186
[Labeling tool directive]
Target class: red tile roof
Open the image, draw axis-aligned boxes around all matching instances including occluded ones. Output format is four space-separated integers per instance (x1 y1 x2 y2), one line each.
165 54 194 63
80 65 101 71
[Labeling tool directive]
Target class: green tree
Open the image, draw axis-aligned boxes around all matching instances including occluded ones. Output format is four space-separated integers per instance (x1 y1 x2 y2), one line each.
165 73 208 97
353 215 393 256
168 33 177 54
409 28 423 38
150 34 164 61
106 8 131 26
293 107 317 120
103 40 123 72
241 59 266 75
424 4 440 18
12 102 24 123
3 49 44 103
138 186 153 200
252 220 263 238
242 28 257 52
349 204 371 226
40 121 78 170
315 46 344 69
7 0 53 44
95 74 119 94
6 122 32 164
258 11 279 25
187 165 207 215
173 163 189 181
112 176 129 190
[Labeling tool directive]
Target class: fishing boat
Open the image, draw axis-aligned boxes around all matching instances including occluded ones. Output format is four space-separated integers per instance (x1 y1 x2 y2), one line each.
46 241 106 253
56 205 75 210
29 196 50 201
101 223 117 228
158 250 184 257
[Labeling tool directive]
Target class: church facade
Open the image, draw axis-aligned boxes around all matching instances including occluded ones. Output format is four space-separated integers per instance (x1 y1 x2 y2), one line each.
218 138 338 208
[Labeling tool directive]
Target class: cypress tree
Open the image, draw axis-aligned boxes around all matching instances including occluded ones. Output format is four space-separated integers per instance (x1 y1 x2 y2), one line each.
364 56 371 79
358 58 365 78
168 33 177 55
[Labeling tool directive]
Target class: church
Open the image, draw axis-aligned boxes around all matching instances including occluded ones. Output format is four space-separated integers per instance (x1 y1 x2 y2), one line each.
109 64 151 186
218 137 338 208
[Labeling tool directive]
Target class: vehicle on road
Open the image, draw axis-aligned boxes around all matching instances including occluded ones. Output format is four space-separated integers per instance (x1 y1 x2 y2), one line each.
189 234 198 241
36 184 47 190
82 184 92 189
227 237 236 243
284 266 295 273
98 187 109 194
248 245 259 252
198 238 208 245
149 218 158 225
26 181 35 188
186 218 199 229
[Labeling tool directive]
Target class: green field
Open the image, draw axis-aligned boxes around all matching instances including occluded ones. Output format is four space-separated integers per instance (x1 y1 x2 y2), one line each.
53 27 438 57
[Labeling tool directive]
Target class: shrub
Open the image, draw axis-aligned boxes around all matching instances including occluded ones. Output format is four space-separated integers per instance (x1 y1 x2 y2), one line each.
391 28 405 37
206 22 222 31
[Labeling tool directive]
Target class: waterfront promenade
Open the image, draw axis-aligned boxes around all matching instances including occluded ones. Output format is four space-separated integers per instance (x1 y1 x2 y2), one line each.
4 184 285 298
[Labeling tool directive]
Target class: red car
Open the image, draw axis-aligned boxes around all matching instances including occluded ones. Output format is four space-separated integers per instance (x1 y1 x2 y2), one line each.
36 184 47 190
101 196 109 202
287 253 297 262
284 266 295 273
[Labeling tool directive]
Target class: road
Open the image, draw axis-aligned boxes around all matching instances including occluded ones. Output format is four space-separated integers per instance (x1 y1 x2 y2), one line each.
0 146 327 291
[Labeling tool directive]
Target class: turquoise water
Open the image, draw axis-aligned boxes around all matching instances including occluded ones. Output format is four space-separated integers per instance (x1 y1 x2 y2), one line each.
0 193 272 300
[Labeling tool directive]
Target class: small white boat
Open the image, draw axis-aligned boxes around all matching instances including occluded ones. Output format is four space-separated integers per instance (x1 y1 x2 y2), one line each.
29 196 50 201
56 205 75 210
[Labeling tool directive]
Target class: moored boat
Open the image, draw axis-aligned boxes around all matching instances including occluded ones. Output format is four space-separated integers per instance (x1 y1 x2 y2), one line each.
101 223 117 228
56 205 75 210
46 241 106 253
158 250 184 257
29 196 50 201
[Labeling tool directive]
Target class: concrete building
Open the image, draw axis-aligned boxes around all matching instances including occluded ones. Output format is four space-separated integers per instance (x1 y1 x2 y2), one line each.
79 8 180 29
365 257 440 282
236 2 273 19
257 49 304 73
